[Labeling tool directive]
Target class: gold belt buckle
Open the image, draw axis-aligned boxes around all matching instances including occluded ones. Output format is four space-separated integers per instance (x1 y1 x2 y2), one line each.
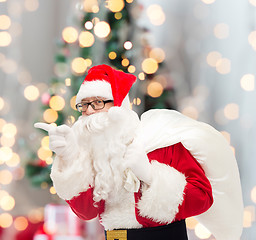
106 229 127 240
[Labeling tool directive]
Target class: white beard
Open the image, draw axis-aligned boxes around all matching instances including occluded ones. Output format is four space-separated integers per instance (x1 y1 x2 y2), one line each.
72 108 140 203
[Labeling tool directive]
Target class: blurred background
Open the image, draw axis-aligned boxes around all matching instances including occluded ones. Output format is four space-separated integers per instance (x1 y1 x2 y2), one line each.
0 0 255 239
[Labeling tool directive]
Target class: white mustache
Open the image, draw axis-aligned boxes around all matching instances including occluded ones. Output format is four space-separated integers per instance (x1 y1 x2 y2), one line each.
76 112 110 133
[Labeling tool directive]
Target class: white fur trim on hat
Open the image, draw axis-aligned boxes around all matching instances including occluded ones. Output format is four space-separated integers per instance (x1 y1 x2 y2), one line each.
137 161 186 224
76 80 113 104
120 94 131 109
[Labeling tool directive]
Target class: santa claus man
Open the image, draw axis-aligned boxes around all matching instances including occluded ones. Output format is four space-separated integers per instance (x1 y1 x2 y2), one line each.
35 64 243 240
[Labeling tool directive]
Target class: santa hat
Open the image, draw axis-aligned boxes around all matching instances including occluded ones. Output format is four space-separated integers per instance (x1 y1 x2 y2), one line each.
75 64 136 108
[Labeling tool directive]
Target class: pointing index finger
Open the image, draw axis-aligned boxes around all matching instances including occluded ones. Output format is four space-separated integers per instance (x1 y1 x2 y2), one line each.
34 122 54 132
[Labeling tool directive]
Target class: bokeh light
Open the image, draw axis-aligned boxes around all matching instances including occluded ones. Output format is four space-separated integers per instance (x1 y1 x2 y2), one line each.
83 0 99 13
0 119 6 132
28 208 44 224
186 217 198 230
0 15 11 30
0 195 15 211
109 51 117 60
41 136 49 148
146 4 166 26
206 51 222 67
138 72 145 80
1 135 15 147
240 74 255 91
49 96 65 111
85 58 92 66
153 75 167 88
149 48 165 63
248 31 256 50
94 21 111 38
6 152 20 167
62 27 78 43
142 58 158 74
65 78 71 86
243 206 254 228
224 103 239 120
147 81 163 98
1 58 17 74
79 31 95 47
107 0 125 12
194 223 212 239
216 58 231 74
251 186 256 203
0 190 8 199
0 147 13 162
249 0 256 7
133 98 141 105
0 31 12 47
24 0 39 12
0 170 13 185
0 213 13 228
2 123 17 137
50 186 56 195
0 97 4 111
182 106 199 120
115 12 122 20
24 85 40 101
45 157 53 165
201 0 215 4
71 57 87 75
124 41 133 50
128 65 136 73
70 96 77 110
43 109 58 123
41 182 48 189
84 21 93 30
14 216 28 231
121 58 129 67
37 147 53 161
214 23 229 39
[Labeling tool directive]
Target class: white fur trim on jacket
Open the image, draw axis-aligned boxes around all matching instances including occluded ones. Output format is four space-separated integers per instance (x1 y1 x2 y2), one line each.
76 80 113 104
50 151 94 200
137 161 186 224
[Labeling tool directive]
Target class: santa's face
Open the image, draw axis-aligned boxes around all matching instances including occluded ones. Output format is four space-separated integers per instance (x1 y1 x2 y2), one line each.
81 97 114 116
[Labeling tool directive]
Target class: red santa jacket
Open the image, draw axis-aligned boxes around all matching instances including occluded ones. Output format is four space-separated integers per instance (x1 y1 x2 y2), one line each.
66 142 213 229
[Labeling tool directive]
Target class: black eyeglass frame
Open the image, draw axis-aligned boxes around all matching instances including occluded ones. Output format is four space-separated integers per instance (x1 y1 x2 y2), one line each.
75 100 113 112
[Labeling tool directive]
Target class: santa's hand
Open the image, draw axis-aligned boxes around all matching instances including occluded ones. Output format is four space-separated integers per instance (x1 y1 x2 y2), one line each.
124 139 152 185
34 122 79 161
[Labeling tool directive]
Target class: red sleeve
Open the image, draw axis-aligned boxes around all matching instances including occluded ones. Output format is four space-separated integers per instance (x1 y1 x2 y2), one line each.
66 188 104 221
166 143 213 221
147 143 213 222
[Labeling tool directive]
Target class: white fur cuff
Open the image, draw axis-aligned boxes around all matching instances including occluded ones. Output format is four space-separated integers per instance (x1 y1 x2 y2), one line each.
76 80 113 104
137 161 187 224
50 155 94 200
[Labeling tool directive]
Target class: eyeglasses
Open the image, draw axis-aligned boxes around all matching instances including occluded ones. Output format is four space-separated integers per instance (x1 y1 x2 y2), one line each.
76 100 113 112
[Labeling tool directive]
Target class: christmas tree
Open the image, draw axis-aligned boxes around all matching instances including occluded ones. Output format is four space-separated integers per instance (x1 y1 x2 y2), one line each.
25 0 176 191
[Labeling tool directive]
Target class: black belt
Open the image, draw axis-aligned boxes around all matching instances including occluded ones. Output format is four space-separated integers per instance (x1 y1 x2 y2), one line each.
105 220 188 240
